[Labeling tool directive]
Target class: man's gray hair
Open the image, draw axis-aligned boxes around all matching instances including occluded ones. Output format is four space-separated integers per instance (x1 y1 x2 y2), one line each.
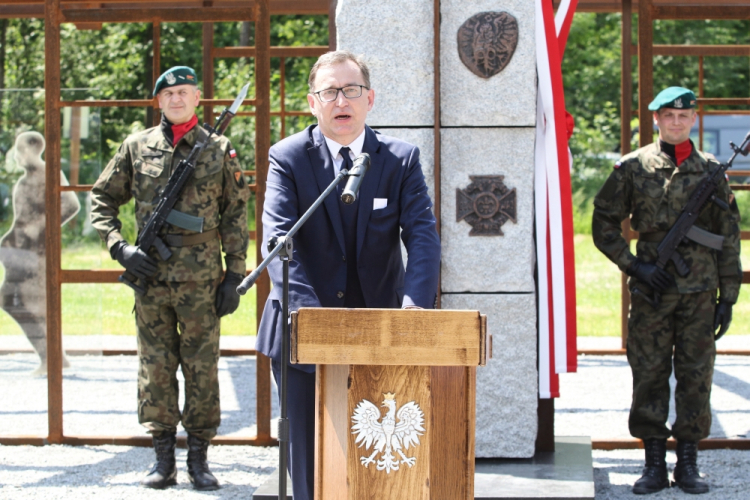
308 50 371 92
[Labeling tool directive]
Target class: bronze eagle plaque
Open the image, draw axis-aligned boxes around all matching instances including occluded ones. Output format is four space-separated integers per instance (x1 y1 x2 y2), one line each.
456 175 517 236
457 11 519 79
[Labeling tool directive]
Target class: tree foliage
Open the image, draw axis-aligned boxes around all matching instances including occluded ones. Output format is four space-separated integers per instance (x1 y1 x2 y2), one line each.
0 17 328 239
562 13 750 233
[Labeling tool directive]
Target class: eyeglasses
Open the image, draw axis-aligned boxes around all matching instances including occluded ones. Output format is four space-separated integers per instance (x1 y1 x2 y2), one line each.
312 85 368 103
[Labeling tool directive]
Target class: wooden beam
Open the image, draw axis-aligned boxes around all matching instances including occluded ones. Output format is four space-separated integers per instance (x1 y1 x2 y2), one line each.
593 438 750 450
61 6 255 23
254 0 273 444
213 46 329 58
653 6 750 20
58 98 255 107
620 0 633 348
202 23 214 127
328 0 336 50
0 0 328 19
45 0 64 446
638 0 653 147
0 348 258 356
580 348 750 356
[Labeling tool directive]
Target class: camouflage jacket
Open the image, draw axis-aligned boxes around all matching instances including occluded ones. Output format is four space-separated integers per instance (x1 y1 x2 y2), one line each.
90 124 250 282
592 141 742 303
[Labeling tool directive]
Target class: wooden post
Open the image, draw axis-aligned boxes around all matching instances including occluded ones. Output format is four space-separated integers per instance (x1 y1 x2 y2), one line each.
638 0 654 147
44 0 63 445
255 0 272 442
535 398 555 452
328 0 337 50
202 23 214 126
152 22 160 126
620 0 632 348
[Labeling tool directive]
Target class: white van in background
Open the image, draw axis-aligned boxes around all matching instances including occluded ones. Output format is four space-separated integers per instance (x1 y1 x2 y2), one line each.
691 114 750 172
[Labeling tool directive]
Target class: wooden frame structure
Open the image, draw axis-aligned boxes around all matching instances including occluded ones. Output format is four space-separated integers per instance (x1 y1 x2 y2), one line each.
556 0 750 352
563 0 750 451
0 0 334 447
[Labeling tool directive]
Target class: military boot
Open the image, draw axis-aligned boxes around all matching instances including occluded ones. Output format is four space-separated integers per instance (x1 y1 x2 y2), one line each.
186 434 220 491
632 438 670 495
673 441 709 494
140 431 177 489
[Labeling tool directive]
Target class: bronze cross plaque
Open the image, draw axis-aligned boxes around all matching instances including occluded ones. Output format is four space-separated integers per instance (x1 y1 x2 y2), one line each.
456 175 517 236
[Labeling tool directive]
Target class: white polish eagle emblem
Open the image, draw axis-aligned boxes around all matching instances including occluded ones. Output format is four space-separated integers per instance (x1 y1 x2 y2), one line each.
351 392 425 474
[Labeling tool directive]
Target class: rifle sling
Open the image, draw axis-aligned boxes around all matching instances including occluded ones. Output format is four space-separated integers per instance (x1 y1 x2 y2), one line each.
163 228 219 247
639 226 724 251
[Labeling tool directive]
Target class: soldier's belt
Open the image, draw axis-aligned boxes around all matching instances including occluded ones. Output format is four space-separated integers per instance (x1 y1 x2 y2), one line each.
639 226 724 251
163 228 219 247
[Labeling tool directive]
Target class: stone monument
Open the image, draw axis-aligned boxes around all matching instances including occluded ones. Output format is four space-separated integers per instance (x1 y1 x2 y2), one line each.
337 0 538 457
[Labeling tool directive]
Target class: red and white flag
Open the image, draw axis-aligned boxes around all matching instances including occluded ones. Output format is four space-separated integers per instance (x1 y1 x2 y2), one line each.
535 0 578 399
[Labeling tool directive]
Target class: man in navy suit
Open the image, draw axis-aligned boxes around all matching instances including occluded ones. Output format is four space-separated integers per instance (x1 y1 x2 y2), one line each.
255 50 441 499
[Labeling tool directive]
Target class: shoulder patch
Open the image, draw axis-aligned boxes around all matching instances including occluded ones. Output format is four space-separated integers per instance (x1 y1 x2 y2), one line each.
229 149 237 158
614 161 622 169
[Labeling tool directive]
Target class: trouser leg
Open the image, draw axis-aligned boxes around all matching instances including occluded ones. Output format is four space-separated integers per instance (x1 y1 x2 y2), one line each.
627 292 678 440
272 360 316 500
136 281 181 435
174 278 222 441
672 290 716 441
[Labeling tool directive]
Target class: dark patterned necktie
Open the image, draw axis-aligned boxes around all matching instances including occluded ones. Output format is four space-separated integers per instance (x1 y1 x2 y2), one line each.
339 147 352 194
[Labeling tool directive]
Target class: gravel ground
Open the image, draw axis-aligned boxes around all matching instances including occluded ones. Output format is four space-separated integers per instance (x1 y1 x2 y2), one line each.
1 334 749 498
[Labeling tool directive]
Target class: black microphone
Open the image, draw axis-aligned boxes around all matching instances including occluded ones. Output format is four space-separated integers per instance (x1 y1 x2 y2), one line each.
341 153 371 204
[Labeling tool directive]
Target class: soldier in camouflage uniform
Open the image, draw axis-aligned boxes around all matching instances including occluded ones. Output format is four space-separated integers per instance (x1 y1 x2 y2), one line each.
593 87 742 495
90 66 250 491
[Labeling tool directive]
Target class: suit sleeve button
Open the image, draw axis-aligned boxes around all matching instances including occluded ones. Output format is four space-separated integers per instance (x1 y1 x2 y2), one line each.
337 291 344 299
342 255 346 261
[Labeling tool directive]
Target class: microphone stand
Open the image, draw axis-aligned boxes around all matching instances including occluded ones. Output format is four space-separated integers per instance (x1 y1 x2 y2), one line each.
236 167 354 500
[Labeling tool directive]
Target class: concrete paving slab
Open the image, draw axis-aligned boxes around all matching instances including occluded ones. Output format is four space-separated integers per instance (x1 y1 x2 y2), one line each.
475 437 594 499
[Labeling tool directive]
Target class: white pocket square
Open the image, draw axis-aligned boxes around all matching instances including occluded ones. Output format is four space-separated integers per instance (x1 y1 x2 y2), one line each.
373 198 388 210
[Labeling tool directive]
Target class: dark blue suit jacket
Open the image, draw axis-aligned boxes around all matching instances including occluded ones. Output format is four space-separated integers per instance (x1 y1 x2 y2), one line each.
255 125 440 371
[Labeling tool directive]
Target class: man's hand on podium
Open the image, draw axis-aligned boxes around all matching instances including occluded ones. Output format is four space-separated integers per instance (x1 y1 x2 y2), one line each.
403 305 422 310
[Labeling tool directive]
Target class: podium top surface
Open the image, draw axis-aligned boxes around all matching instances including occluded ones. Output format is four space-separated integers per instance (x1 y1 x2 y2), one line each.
291 308 487 366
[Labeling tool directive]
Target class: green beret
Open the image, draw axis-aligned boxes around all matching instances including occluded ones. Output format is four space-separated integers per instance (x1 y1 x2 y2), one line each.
648 86 696 111
153 66 198 96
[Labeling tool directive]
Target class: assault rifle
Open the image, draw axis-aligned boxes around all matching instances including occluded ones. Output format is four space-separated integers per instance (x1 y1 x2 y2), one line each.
119 83 250 295
633 131 750 307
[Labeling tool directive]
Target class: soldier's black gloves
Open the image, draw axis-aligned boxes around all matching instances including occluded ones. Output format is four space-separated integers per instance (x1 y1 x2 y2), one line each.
115 242 158 280
713 300 733 341
627 259 675 292
216 271 244 318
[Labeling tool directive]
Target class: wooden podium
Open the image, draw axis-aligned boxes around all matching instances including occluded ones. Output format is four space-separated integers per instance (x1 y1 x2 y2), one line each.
291 308 488 500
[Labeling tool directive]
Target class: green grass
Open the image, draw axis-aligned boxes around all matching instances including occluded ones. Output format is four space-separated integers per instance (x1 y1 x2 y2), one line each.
1 237 748 338
0 241 257 336
575 235 750 337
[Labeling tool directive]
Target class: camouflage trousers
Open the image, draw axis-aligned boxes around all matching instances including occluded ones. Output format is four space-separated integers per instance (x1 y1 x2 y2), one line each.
627 289 717 441
135 278 222 441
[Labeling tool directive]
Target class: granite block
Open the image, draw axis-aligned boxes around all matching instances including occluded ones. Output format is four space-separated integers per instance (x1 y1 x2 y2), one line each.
442 293 538 458
440 0 536 126
441 127 535 293
337 0 434 127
